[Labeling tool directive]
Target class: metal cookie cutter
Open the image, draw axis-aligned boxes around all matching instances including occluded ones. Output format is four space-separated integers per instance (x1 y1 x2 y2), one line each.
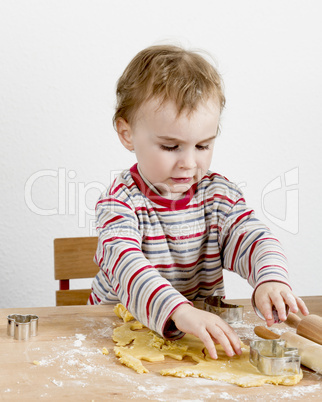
204 296 244 324
7 314 39 341
249 339 301 376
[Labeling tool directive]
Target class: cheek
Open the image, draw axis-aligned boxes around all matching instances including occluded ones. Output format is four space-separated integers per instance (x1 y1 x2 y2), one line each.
198 151 212 167
198 152 213 170
151 147 174 162
138 146 169 167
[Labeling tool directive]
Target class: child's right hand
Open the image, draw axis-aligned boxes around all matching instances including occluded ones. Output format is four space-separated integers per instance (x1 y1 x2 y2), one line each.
171 304 242 360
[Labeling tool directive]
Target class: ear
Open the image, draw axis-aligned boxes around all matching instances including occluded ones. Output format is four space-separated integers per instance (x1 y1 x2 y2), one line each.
115 118 134 151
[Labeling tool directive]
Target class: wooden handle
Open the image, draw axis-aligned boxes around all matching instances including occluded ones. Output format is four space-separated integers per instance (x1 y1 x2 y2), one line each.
285 312 301 328
297 314 322 345
281 332 322 374
254 326 280 340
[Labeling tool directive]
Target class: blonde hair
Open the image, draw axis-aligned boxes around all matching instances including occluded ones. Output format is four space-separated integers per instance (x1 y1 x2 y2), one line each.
113 45 225 128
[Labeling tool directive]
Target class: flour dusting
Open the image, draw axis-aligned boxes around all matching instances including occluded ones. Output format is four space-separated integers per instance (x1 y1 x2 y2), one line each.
25 315 321 401
74 333 86 347
219 392 238 401
277 384 321 399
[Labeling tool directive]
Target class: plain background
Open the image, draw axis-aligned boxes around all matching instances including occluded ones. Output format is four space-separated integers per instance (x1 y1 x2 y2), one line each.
1 0 321 308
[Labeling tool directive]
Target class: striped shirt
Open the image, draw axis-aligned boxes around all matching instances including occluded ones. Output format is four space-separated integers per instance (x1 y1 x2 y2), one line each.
89 164 289 339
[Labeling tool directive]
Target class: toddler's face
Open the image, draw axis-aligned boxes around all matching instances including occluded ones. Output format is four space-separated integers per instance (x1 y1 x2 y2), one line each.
118 97 220 200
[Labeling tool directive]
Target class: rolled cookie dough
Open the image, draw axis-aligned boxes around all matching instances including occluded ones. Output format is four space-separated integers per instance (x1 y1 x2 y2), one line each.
113 320 303 387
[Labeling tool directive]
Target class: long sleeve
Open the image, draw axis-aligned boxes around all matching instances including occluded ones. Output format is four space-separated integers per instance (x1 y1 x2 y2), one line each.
92 194 190 339
217 185 289 290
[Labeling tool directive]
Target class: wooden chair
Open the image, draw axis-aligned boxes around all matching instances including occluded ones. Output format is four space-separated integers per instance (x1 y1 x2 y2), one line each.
54 237 99 306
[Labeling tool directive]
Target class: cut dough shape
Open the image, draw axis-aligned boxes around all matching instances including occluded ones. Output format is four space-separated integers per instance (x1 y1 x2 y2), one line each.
113 320 303 387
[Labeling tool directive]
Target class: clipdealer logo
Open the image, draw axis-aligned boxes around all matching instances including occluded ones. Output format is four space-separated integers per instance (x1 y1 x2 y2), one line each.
24 167 299 235
24 168 109 229
261 167 299 234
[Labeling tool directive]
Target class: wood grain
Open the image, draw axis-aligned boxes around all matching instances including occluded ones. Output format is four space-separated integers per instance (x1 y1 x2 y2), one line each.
0 296 321 401
254 326 280 339
286 313 322 345
54 237 99 305
54 237 99 280
56 289 92 306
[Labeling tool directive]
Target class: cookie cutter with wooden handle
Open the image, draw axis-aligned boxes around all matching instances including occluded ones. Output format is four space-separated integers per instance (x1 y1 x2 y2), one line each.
249 339 301 376
255 325 322 374
7 314 39 340
204 296 244 323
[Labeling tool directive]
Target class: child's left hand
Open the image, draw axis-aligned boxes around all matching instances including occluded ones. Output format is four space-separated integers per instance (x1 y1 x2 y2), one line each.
254 282 309 327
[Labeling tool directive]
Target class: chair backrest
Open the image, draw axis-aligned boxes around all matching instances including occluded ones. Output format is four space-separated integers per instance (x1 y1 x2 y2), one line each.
54 237 99 306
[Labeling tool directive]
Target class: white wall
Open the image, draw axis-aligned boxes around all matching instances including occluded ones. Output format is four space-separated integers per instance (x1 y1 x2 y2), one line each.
1 0 321 308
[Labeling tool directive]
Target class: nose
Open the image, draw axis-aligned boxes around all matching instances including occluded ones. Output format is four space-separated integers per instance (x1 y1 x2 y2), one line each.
178 148 197 170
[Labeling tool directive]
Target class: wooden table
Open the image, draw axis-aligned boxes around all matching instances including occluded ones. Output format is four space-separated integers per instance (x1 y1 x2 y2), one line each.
0 297 321 401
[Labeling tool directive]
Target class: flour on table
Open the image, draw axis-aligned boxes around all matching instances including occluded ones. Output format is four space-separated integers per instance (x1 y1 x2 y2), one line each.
74 333 86 347
276 384 321 399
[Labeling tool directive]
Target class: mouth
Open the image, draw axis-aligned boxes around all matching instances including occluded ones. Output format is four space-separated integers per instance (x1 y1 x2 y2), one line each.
171 177 193 184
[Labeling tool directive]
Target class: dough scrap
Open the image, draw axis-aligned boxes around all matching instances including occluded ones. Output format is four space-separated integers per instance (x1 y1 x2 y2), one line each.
113 320 303 387
113 303 135 322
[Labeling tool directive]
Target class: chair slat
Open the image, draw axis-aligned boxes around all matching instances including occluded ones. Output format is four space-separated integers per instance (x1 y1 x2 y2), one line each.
56 289 92 306
54 237 99 280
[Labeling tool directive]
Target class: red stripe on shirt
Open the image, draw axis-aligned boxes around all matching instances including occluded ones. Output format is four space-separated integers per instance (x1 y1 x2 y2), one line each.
96 198 132 211
97 215 123 229
213 194 244 205
248 237 281 279
144 230 208 242
182 276 224 296
222 210 253 250
88 293 94 305
99 237 140 265
126 265 154 308
111 248 140 275
111 181 136 195
231 210 253 230
230 232 247 271
103 236 140 245
146 284 170 324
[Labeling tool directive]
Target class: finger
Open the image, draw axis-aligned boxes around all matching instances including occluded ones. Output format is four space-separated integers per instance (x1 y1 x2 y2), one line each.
281 292 298 314
198 328 218 359
207 323 239 357
216 322 242 355
270 293 287 322
258 296 275 326
295 296 309 315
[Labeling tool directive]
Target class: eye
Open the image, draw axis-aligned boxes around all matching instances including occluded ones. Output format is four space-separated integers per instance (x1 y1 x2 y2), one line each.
196 144 210 150
160 145 179 152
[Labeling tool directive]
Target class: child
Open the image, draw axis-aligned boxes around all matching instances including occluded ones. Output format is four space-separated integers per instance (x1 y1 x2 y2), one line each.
89 45 308 359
